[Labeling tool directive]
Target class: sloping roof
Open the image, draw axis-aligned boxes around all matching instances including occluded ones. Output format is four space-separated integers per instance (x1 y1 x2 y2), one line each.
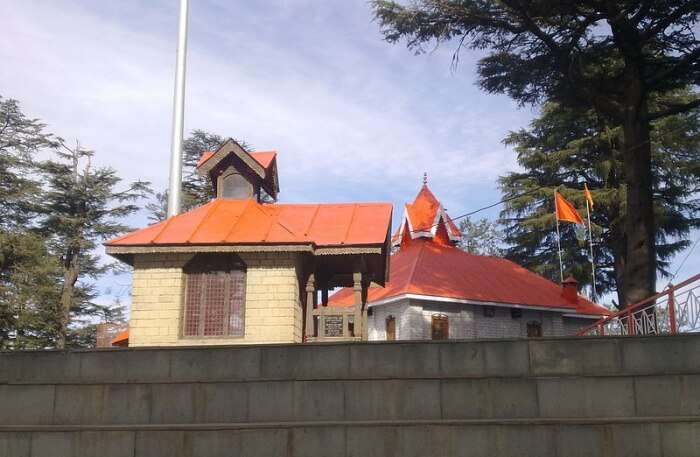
111 329 129 346
105 199 392 249
197 150 277 170
392 184 461 245
328 239 609 316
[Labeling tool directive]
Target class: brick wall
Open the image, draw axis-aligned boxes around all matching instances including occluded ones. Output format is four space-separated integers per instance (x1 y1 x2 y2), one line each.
129 252 303 347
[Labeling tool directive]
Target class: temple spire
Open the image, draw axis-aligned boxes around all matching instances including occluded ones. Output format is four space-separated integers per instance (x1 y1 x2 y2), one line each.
422 172 428 185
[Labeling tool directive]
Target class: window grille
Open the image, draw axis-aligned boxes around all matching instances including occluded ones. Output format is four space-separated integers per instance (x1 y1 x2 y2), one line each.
182 254 246 338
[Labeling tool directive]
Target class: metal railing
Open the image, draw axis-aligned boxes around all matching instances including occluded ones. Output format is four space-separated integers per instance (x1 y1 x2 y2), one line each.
577 273 700 336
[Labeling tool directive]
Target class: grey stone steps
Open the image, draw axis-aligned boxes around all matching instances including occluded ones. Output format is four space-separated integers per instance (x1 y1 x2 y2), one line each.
2 418 699 457
2 375 698 425
3 415 700 430
2 335 700 385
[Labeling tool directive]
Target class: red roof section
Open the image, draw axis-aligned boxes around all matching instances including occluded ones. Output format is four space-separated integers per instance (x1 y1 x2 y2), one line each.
197 150 277 170
111 329 129 346
392 184 461 244
328 239 609 316
106 199 392 248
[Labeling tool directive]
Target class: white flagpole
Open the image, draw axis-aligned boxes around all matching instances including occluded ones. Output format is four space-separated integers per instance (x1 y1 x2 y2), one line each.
554 190 564 282
586 198 597 300
167 0 190 218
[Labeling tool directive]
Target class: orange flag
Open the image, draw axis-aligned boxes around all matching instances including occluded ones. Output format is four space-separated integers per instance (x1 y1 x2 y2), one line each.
584 183 594 210
555 191 584 224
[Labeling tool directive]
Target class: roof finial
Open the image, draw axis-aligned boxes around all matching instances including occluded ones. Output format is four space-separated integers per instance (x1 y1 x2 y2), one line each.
422 172 428 185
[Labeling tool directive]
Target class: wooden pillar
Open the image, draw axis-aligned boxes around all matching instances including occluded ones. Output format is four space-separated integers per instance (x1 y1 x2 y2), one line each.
361 280 369 340
353 272 363 339
305 273 315 339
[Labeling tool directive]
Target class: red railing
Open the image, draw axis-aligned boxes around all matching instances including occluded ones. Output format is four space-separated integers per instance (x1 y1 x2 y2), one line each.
577 273 700 336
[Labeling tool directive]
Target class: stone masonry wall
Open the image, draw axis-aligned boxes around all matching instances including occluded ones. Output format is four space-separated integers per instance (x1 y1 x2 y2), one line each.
129 252 303 347
367 299 596 341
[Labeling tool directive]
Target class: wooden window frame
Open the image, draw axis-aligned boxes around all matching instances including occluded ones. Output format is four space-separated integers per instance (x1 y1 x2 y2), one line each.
431 314 449 340
181 253 247 339
527 321 543 338
386 315 396 341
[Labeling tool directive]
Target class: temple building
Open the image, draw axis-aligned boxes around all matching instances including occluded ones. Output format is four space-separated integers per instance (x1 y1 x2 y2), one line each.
105 139 392 347
327 181 610 340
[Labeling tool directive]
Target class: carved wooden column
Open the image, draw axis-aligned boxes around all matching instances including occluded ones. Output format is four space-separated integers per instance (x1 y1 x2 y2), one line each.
353 272 363 339
305 273 315 339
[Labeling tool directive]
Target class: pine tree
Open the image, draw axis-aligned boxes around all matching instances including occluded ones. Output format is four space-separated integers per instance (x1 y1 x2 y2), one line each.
0 96 61 349
500 98 700 307
38 140 150 348
457 217 503 256
372 0 700 306
147 130 252 221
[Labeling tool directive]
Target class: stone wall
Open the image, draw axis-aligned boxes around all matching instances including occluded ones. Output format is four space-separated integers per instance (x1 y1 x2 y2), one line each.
1 335 699 456
129 252 303 346
367 299 596 341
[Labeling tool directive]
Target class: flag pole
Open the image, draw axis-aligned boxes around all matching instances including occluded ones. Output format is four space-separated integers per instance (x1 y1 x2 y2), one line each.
167 0 189 218
554 190 564 282
586 198 597 300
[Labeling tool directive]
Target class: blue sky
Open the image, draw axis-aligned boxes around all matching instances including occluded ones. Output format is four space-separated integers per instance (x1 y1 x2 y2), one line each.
1 0 697 307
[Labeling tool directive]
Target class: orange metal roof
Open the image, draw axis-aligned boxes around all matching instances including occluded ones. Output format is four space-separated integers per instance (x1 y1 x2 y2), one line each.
392 184 461 244
106 199 392 248
328 239 610 316
197 150 277 170
110 329 129 346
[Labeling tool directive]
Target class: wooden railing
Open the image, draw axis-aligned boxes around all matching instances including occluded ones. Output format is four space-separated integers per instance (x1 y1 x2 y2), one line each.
577 273 700 336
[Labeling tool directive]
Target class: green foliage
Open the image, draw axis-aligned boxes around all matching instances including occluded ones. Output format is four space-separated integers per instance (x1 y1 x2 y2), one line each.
372 0 700 305
0 96 55 228
38 141 150 348
146 130 252 221
500 100 700 306
457 217 503 256
0 96 150 349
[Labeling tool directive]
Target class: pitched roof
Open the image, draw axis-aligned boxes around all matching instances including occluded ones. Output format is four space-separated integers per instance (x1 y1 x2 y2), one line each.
392 184 461 245
105 198 392 248
197 150 277 170
328 239 609 316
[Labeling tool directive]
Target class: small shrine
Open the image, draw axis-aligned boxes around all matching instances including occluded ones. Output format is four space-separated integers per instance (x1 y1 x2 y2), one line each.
106 139 392 346
328 178 610 340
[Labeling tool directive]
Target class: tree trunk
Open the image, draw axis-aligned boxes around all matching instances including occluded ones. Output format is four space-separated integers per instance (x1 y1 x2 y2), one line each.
621 99 656 307
56 250 79 349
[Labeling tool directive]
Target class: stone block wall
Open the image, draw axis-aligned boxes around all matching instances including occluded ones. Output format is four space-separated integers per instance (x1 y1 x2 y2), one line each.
367 299 596 341
129 252 303 346
1 335 699 456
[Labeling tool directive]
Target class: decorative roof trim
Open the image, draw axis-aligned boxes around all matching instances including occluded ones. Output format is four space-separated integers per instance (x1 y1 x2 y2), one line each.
562 313 604 319
366 293 578 314
105 244 383 256
197 139 265 178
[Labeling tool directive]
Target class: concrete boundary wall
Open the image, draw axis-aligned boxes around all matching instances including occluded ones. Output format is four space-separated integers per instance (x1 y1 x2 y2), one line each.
1 335 700 457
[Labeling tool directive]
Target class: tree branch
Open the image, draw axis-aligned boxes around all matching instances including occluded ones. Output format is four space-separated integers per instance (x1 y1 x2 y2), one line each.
646 46 700 88
648 98 700 120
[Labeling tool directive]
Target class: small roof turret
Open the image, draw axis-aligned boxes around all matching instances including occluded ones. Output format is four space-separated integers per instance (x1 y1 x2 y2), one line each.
392 175 461 247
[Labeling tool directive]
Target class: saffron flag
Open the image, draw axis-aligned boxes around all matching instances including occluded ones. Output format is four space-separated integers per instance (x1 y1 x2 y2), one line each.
584 183 594 209
555 192 584 224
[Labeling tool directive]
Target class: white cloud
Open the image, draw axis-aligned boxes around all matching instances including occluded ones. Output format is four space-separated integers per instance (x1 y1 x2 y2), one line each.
1 0 537 300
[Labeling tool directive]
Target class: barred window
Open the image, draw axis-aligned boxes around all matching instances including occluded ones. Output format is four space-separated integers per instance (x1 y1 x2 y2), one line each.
182 254 246 337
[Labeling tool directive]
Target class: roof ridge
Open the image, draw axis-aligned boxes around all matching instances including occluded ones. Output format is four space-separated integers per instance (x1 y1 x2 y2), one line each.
187 199 223 242
150 210 180 244
303 204 321 237
341 204 359 244
222 199 254 242
405 241 427 294
264 206 297 240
